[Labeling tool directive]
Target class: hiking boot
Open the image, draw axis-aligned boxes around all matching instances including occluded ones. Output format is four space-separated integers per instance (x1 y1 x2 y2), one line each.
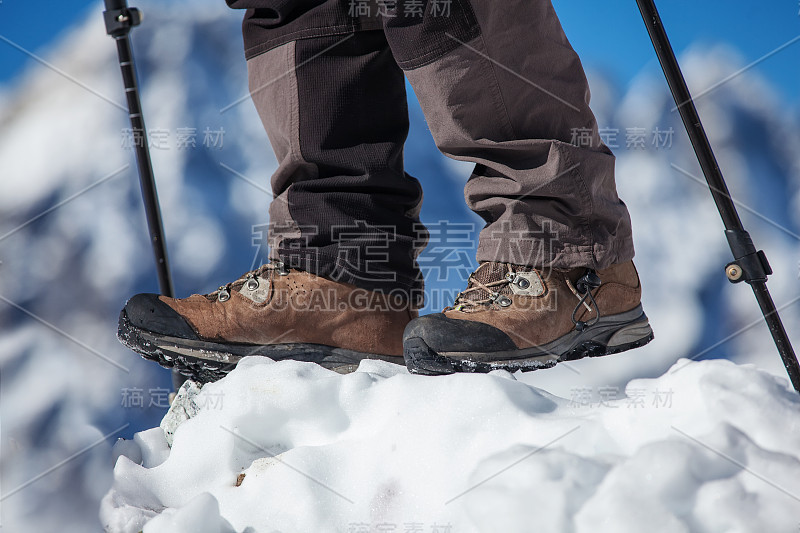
118 262 416 382
402 260 653 375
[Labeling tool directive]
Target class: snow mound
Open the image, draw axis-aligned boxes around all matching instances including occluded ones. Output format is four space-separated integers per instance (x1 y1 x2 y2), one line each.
101 357 800 532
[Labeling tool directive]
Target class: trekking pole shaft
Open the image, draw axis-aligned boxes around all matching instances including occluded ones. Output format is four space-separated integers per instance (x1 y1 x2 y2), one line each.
105 0 184 390
636 0 740 228
111 31 174 298
751 281 800 391
635 0 800 392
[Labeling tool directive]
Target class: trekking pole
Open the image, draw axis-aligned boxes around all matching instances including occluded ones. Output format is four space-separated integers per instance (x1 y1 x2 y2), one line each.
103 0 185 390
635 0 800 393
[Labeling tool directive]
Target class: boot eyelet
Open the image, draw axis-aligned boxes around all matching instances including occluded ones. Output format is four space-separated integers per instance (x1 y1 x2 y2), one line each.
246 278 259 291
515 276 531 289
489 292 513 308
218 288 230 302
275 261 289 276
497 295 512 307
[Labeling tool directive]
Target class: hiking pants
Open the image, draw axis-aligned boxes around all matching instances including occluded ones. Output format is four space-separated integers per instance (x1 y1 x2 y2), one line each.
226 0 634 303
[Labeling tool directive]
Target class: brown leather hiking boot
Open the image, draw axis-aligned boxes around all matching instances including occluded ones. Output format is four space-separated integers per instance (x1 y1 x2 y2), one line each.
118 262 416 382
402 260 653 375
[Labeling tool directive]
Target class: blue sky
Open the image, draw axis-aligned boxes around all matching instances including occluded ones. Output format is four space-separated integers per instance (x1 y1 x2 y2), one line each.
556 1 799 107
0 1 798 106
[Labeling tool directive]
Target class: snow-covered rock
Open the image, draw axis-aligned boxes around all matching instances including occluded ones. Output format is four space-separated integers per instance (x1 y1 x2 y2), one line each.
161 379 204 446
101 357 800 532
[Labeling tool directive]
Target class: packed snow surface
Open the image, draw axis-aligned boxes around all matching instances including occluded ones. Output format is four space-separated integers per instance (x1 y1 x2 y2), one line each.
101 356 800 533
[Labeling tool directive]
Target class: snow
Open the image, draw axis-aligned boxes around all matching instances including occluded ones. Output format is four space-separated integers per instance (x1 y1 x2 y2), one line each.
101 357 800 532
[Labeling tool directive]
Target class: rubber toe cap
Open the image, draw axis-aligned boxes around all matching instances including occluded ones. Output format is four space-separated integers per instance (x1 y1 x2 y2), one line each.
123 293 199 339
402 313 517 354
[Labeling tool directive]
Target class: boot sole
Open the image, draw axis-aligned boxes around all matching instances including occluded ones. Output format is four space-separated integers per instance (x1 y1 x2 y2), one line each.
403 305 654 375
117 310 403 383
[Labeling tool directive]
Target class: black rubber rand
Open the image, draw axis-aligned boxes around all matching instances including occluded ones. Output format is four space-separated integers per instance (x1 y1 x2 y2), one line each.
402 305 654 375
117 310 401 383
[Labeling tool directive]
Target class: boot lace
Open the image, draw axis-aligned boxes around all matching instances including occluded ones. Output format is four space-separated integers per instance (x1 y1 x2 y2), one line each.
449 263 517 311
450 264 605 333
210 260 288 302
566 269 603 331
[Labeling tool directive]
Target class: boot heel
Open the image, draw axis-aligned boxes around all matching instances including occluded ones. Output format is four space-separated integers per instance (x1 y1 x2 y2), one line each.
606 320 654 350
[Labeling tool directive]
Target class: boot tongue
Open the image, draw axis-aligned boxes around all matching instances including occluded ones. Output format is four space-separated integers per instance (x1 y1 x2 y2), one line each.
460 262 515 303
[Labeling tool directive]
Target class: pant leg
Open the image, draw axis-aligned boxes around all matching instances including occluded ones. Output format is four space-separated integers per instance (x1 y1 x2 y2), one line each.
382 0 634 270
246 29 426 302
